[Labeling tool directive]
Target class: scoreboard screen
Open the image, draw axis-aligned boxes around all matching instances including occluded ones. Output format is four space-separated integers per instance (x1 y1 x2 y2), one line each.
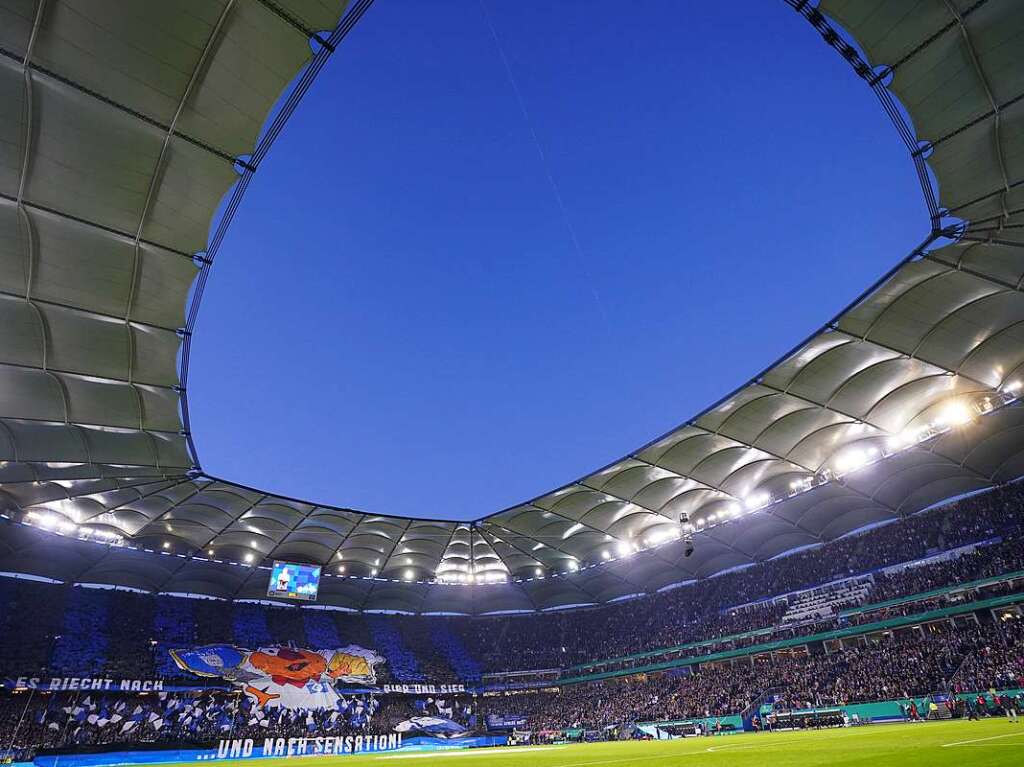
268 561 321 601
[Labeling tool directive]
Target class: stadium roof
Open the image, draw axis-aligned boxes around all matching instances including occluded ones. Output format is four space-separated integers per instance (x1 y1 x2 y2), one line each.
0 0 1023 614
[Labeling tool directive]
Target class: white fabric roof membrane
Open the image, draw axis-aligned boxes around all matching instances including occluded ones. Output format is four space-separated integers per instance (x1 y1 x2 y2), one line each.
0 0 1023 614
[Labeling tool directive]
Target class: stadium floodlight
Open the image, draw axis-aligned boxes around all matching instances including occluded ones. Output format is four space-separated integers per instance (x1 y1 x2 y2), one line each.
615 541 632 557
601 550 611 560
404 569 414 581
744 493 769 511
834 448 872 473
244 553 254 563
937 401 973 427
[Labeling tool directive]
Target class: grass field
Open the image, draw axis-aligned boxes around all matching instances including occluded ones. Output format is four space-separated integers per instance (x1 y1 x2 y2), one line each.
193 719 1024 767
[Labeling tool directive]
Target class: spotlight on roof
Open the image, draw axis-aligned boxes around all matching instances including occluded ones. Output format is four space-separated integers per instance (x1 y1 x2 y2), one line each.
834 448 869 474
937 401 973 427
744 493 769 511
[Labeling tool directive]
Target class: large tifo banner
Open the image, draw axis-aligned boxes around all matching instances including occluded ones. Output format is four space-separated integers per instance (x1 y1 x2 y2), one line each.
170 644 384 710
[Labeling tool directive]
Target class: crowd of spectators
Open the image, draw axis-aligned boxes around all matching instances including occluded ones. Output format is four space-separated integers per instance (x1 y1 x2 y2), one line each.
869 539 1024 604
0 689 393 761
0 482 1020 760
479 615 1024 730
456 482 1024 669
2 610 1019 754
0 484 1021 686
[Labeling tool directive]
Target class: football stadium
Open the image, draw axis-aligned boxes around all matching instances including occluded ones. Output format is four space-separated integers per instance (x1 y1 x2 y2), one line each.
0 1 1023 766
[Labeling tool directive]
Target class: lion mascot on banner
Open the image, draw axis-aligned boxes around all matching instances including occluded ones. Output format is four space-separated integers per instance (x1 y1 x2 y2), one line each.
170 644 384 709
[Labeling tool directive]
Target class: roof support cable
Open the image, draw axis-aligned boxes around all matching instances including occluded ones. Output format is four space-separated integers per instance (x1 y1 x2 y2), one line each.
13 1 66 424
783 1 941 228
832 328 995 393
482 520 646 592
942 0 1013 233
0 50 246 170
474 525 545 575
626 453 743 511
572 480 683 526
255 0 335 53
191 489 270 557
16 0 45 300
127 1 236 439
868 0 990 87
0 190 197 262
754 375 884 432
177 0 377 470
73 477 194 527
433 524 465 578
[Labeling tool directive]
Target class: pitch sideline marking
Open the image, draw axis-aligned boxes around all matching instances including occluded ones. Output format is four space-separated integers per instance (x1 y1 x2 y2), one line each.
941 731 1024 748
376 746 567 759
706 736 805 753
377 750 682 767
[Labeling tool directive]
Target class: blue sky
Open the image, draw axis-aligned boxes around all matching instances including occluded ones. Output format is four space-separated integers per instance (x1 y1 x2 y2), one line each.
187 0 926 519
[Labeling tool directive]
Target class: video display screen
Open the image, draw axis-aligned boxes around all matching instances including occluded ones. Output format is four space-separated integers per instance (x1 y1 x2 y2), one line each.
268 561 321 601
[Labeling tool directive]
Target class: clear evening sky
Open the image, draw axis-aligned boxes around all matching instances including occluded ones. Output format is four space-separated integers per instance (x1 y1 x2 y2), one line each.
187 1 924 519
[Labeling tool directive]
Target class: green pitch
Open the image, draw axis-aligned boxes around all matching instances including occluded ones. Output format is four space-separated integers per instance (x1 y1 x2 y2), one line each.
194 719 1024 767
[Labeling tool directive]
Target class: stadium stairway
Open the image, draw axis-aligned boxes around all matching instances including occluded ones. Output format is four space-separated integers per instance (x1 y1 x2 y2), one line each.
741 687 782 731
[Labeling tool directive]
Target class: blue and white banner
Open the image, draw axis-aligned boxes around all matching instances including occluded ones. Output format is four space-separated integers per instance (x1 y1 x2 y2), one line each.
210 734 403 759
394 716 468 738
5 677 168 692
170 644 384 710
